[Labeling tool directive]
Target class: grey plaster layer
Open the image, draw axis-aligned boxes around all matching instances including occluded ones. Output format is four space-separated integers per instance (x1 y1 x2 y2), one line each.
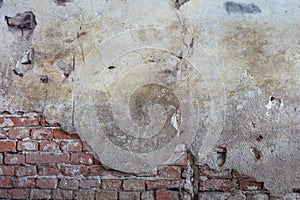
0 0 299 196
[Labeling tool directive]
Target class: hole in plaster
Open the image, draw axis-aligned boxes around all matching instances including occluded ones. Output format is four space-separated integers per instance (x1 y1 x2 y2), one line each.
108 66 116 70
256 135 263 142
250 147 261 159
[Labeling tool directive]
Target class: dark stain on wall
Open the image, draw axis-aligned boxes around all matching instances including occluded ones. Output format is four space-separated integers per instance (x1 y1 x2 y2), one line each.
225 1 261 14
53 0 73 6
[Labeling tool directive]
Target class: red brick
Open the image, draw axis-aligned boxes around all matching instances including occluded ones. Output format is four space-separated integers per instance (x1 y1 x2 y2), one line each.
17 141 38 151
156 189 179 200
146 180 184 190
51 189 73 200
0 117 13 128
38 165 60 176
7 189 29 199
0 141 16 152
0 189 7 199
101 179 122 190
36 178 58 189
0 166 14 176
89 165 111 176
26 153 69 164
39 141 60 151
31 128 53 139
70 153 93 165
199 168 232 179
58 179 79 190
0 129 6 139
7 128 30 139
14 177 36 188
199 179 236 192
74 190 95 200
15 166 37 176
53 129 80 139
239 180 263 191
4 154 25 164
95 191 118 200
158 166 181 179
123 179 145 191
60 165 89 177
60 141 82 152
80 179 101 189
0 177 13 188
93 157 102 165
10 116 39 127
30 189 51 199
119 191 140 200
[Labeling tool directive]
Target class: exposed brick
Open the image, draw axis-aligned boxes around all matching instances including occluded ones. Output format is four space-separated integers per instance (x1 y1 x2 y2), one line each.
0 141 16 152
0 189 7 199
58 178 79 190
36 178 58 189
123 179 145 191
1 116 39 127
199 179 236 192
74 190 95 200
51 189 73 200
199 168 232 179
14 177 36 188
239 180 263 191
95 191 118 200
38 165 60 176
101 179 122 190
60 141 82 152
70 153 93 165
53 129 80 139
158 166 181 179
17 141 38 151
60 165 89 177
141 191 155 200
0 166 14 176
26 153 69 164
146 180 184 190
156 189 179 200
0 129 6 139
7 189 30 199
7 128 30 139
89 165 111 176
39 141 60 151
4 153 25 164
119 191 140 200
30 189 51 199
0 177 13 188
15 166 37 176
80 179 101 189
31 128 53 140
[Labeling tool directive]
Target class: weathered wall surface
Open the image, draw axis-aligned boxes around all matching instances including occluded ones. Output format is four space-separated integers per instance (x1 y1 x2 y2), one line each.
0 0 299 197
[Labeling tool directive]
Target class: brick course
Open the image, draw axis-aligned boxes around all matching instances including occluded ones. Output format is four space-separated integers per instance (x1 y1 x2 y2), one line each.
0 113 295 199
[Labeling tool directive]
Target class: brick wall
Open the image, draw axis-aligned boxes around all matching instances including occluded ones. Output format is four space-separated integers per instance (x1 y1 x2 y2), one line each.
0 112 299 200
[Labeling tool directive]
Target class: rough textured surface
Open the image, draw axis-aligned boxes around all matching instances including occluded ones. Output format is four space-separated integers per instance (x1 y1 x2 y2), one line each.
0 0 299 196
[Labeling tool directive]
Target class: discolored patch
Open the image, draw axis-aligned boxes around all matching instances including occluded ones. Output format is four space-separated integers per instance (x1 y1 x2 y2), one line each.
225 1 261 14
